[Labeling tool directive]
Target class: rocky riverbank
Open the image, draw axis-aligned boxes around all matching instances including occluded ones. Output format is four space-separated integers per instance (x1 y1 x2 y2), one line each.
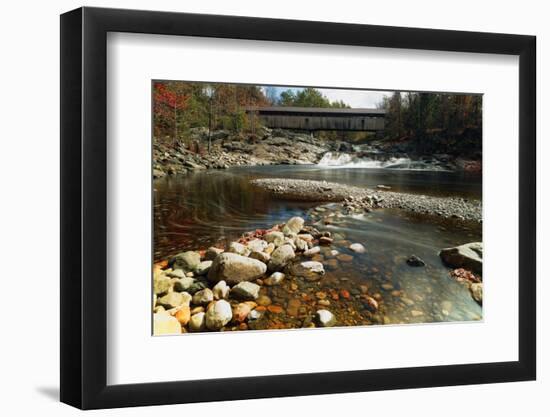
153 127 331 178
153 215 483 335
153 127 482 179
251 178 482 222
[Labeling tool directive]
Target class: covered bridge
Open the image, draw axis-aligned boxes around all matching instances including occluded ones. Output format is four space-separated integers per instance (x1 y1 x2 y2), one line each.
246 106 385 132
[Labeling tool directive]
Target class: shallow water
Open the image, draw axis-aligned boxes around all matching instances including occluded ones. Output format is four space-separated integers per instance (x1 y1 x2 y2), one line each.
154 164 482 327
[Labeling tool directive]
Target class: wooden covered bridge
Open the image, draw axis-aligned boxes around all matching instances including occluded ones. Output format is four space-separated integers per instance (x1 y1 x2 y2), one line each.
246 106 386 132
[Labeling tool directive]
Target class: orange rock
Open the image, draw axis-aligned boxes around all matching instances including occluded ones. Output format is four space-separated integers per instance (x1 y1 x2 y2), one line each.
156 260 168 269
175 306 191 326
255 306 267 312
340 289 351 299
267 305 283 314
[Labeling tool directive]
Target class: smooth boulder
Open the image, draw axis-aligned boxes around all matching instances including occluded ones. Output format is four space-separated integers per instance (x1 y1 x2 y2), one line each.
439 242 483 273
205 300 233 330
208 252 267 285
268 244 295 272
282 216 304 235
231 281 261 300
286 261 325 281
169 251 201 272
153 313 182 335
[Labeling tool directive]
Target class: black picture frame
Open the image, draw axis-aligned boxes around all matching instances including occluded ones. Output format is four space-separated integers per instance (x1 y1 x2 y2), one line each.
60 6 536 410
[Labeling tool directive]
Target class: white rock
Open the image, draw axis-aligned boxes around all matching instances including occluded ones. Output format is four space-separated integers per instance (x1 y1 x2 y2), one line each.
192 288 214 305
282 216 305 235
227 242 250 256
349 243 366 253
264 272 285 286
212 280 230 300
315 309 336 327
249 250 270 263
247 239 268 253
303 246 321 257
188 312 206 332
286 261 325 281
205 300 232 330
153 313 182 335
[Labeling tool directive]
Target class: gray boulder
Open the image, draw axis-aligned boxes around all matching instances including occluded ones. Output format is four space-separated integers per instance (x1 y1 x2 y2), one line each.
286 261 325 281
208 252 267 285
231 281 261 301
205 247 224 261
268 244 295 271
439 242 483 273
169 251 201 272
192 288 214 306
195 260 213 276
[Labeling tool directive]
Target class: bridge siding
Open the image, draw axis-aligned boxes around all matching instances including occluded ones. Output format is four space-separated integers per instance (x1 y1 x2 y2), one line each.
259 114 384 131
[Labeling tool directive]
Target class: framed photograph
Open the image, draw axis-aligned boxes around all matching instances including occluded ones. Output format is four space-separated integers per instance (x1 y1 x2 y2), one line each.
60 6 536 409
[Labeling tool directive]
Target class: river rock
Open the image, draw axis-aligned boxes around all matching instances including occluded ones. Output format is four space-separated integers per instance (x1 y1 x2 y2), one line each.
166 269 186 278
169 251 201 272
470 283 483 304
304 246 321 257
247 239 268 253
349 243 366 253
212 280 229 300
173 277 195 292
205 247 224 261
282 217 305 235
154 274 171 295
227 242 250 256
249 250 270 263
406 255 426 267
232 302 255 322
153 313 182 335
287 261 325 281
188 312 206 332
174 306 191 326
294 237 308 252
207 252 267 285
363 295 379 312
248 309 263 321
186 280 207 295
315 309 336 327
205 300 232 330
231 281 260 300
264 271 285 286
439 242 483 273
157 291 191 309
264 231 284 246
268 244 295 271
192 288 214 306
195 260 213 276
297 233 314 243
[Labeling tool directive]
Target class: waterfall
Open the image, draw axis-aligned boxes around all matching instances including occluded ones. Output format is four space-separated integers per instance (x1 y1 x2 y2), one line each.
317 152 450 171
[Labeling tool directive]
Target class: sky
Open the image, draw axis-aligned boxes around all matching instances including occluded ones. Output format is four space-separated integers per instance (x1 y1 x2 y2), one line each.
263 86 393 108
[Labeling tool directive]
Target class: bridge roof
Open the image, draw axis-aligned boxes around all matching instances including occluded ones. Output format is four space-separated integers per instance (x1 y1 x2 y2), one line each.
246 106 386 116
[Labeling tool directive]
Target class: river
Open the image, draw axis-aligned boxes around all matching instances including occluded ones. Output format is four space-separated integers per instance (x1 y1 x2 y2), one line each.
154 164 482 326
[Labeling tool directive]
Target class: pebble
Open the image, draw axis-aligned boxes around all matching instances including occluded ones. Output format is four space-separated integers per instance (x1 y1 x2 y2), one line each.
267 305 283 314
231 281 261 300
188 312 206 332
315 309 337 327
174 306 191 325
349 243 366 253
319 236 333 245
264 271 285 286
212 280 229 300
